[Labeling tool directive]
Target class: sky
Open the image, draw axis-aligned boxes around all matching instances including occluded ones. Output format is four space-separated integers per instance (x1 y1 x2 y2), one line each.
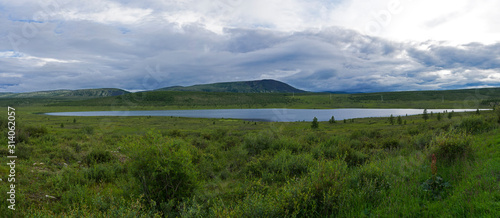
1 0 500 93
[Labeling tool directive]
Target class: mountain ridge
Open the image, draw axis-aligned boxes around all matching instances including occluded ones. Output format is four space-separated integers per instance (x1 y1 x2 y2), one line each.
0 88 130 98
156 79 307 93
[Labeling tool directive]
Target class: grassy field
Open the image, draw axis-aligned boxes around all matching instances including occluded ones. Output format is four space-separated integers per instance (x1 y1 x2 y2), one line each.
0 101 499 217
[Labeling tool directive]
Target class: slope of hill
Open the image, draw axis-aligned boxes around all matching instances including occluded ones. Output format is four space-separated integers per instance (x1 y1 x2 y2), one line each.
49 87 500 109
157 79 307 93
0 88 130 98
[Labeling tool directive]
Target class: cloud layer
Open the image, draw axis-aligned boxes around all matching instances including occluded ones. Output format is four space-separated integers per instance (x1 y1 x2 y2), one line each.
1 0 499 93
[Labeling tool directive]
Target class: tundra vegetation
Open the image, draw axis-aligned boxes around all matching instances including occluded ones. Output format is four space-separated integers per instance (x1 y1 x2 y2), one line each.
0 92 499 217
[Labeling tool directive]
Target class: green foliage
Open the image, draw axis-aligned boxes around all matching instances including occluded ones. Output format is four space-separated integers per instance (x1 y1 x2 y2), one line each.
5 105 500 217
329 115 336 124
85 149 114 166
389 114 395 125
351 163 391 203
244 131 275 156
448 111 453 119
423 109 429 122
429 132 473 162
421 175 451 200
82 126 95 135
412 132 433 150
456 115 490 134
397 115 402 125
311 117 319 129
15 125 48 143
122 131 199 214
437 112 442 121
264 150 314 183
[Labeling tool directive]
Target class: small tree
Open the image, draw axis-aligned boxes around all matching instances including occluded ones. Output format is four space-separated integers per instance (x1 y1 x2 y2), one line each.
397 115 403 125
448 111 453 119
476 109 480 115
437 113 441 121
311 117 319 129
423 109 429 122
329 116 336 124
389 114 395 125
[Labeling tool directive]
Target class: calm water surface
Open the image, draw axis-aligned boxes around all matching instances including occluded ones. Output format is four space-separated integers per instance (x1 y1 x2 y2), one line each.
45 108 481 122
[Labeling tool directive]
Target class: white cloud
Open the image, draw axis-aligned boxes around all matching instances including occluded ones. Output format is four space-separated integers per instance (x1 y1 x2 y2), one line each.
58 0 153 25
1 0 500 93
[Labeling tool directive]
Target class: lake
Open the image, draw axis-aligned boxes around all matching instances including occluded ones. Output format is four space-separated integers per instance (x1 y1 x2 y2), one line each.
45 108 481 122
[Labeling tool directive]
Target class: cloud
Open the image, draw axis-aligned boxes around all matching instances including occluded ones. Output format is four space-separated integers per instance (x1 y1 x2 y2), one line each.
0 0 499 93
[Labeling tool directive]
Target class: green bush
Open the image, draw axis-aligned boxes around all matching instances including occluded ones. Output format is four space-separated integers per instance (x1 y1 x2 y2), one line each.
264 150 314 183
381 138 400 149
81 126 95 135
244 131 275 156
412 132 433 150
271 137 303 153
85 164 117 183
315 138 367 166
456 115 490 134
122 131 199 215
85 149 114 166
15 125 48 143
351 164 390 204
429 132 473 162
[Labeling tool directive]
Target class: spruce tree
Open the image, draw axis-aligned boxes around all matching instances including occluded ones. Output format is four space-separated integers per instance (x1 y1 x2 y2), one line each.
312 117 319 129
423 109 429 122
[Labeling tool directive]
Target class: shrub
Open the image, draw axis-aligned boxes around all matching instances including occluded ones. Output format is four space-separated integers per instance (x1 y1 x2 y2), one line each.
122 131 199 215
15 125 48 143
244 131 275 156
264 150 314 183
311 117 319 129
306 159 349 215
351 164 390 203
329 116 336 124
381 138 400 149
84 164 116 183
429 132 472 162
166 129 184 138
82 126 95 135
85 149 114 166
412 132 433 150
271 137 303 153
456 115 490 134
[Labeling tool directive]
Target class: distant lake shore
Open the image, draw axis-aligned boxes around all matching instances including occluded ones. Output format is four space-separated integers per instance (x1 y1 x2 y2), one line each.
45 108 485 122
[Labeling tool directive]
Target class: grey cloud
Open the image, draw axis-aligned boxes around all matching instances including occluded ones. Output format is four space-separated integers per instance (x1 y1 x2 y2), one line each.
1 1 500 93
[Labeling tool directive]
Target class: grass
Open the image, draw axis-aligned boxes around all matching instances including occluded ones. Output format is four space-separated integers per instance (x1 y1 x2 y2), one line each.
0 103 498 217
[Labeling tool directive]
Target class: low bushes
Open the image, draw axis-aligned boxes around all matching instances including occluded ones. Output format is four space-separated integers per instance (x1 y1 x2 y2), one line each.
429 132 473 163
85 149 114 166
456 115 492 134
121 131 199 215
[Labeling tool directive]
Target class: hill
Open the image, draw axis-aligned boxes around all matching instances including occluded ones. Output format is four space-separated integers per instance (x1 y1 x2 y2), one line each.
46 86 500 109
156 79 307 93
0 88 129 98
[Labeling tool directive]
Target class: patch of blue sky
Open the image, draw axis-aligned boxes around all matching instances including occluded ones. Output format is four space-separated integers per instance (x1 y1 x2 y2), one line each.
8 15 44 23
0 50 24 58
118 27 131 34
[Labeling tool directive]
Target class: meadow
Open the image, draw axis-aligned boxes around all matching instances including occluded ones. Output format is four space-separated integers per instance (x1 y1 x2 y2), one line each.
0 100 499 217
